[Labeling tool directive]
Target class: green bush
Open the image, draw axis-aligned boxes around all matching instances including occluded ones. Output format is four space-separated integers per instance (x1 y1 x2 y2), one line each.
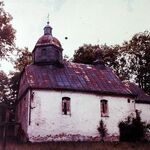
119 110 150 142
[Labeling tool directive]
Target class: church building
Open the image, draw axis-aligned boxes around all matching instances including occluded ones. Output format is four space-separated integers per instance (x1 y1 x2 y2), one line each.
17 22 150 142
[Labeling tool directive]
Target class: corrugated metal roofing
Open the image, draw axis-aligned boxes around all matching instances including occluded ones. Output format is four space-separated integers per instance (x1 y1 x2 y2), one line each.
18 62 133 98
124 82 150 104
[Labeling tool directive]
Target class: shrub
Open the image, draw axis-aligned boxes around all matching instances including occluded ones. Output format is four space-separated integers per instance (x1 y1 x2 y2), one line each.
97 120 107 142
119 110 150 142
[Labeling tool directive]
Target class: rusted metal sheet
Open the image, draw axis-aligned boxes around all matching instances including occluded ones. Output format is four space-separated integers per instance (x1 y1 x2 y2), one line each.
36 34 62 48
19 62 134 98
124 82 150 103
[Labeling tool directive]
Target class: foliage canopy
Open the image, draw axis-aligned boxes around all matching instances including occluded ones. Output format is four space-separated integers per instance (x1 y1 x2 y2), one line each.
0 1 16 59
73 31 150 95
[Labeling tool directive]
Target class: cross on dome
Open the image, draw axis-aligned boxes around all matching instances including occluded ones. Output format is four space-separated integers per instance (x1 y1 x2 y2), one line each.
44 14 52 35
47 13 50 25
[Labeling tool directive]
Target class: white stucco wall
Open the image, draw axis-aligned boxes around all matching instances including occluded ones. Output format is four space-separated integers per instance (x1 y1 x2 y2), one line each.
26 90 135 142
136 103 150 123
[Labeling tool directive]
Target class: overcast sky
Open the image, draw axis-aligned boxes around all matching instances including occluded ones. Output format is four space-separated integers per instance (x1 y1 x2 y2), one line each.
2 0 150 73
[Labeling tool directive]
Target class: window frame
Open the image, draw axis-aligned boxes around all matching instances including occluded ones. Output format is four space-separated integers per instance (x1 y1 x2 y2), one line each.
62 97 71 115
100 99 109 117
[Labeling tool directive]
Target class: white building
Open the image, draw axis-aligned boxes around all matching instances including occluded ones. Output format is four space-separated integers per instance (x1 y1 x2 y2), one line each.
17 22 150 142
125 82 150 124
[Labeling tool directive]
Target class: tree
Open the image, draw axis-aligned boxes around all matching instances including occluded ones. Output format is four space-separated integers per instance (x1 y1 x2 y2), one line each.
8 47 32 104
0 70 20 107
8 72 20 104
0 1 16 125
0 1 32 110
97 120 107 142
0 1 16 59
0 71 9 103
73 31 150 95
121 31 150 94
0 48 32 124
13 47 32 72
101 44 129 80
73 44 125 79
119 110 150 141
0 71 18 122
73 44 100 64
0 47 32 107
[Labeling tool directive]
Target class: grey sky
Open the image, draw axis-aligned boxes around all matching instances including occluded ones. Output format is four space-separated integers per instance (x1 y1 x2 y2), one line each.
2 0 150 72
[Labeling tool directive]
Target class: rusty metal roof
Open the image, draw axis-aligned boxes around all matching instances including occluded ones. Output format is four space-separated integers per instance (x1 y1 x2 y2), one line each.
18 62 133 98
35 35 62 48
124 82 150 104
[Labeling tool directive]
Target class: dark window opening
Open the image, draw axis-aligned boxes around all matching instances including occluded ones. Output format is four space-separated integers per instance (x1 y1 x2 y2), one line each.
102 101 106 113
64 102 67 115
62 97 71 115
101 100 108 117
128 99 130 103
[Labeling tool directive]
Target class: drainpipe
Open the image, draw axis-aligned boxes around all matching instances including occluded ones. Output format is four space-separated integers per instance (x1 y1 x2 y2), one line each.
29 89 34 125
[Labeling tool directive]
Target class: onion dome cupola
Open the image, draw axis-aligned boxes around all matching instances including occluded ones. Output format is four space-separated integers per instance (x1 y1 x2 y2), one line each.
32 21 63 66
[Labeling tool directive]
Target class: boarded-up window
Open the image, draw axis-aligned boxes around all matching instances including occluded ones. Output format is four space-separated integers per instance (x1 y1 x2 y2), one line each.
62 97 71 115
101 100 108 117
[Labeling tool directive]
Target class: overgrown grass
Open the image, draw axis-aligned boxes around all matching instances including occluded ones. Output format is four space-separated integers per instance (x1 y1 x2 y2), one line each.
0 141 150 150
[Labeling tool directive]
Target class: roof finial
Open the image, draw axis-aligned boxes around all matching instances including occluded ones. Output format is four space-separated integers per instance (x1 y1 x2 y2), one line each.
44 13 52 35
47 13 50 25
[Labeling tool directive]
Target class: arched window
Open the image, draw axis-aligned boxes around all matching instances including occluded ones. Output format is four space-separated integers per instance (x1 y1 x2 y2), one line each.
62 97 71 115
100 99 108 117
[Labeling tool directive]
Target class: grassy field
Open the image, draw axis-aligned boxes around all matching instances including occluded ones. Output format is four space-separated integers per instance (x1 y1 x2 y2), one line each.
0 141 150 150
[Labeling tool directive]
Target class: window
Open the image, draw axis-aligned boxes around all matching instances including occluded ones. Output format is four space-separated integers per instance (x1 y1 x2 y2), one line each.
41 49 47 61
41 49 47 55
100 100 108 117
62 97 71 115
128 99 130 103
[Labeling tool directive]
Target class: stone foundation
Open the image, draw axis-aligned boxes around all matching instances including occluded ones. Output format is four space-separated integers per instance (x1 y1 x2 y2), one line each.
29 133 119 142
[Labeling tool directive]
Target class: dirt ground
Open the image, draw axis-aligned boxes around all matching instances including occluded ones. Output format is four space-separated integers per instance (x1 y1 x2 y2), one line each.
0 141 150 150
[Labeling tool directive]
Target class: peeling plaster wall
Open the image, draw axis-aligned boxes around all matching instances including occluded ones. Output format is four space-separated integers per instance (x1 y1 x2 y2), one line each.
27 90 135 142
136 103 150 123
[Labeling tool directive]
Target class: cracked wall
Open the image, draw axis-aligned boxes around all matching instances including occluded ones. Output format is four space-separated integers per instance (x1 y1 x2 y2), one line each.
26 90 135 142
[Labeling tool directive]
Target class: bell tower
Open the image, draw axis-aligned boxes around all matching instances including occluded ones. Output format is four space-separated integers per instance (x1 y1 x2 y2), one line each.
32 21 63 66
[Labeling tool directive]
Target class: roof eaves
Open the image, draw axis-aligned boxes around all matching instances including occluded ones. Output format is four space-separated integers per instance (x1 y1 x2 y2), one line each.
30 87 135 98
135 100 150 104
32 43 63 53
